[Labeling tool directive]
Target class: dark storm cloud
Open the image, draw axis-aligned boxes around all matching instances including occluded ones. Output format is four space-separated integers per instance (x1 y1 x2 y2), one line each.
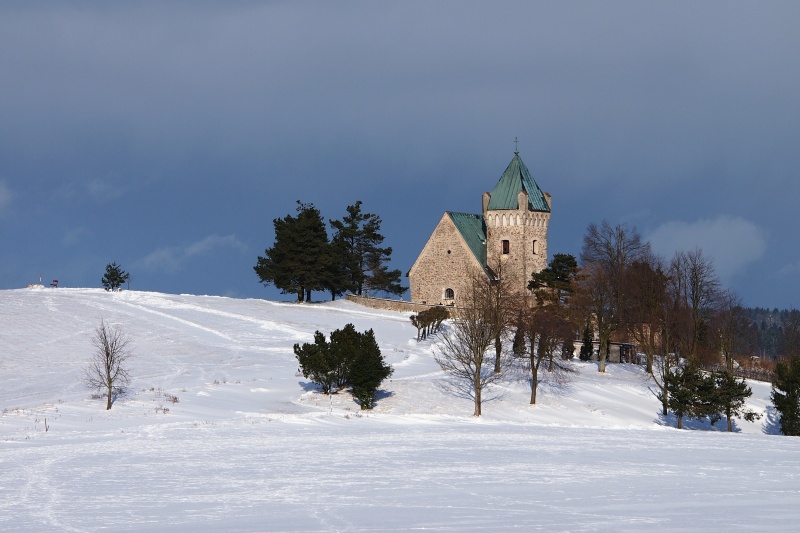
1 1 799 307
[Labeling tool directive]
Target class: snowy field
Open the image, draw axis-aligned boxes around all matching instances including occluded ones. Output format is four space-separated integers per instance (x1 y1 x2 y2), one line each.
1 288 798 532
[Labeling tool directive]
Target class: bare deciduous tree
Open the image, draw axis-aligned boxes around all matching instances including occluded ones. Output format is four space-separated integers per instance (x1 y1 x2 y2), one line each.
434 271 510 416
578 221 650 372
670 248 721 364
714 290 747 375
514 304 574 404
85 320 133 410
572 263 615 372
650 254 692 416
485 257 515 374
624 253 669 374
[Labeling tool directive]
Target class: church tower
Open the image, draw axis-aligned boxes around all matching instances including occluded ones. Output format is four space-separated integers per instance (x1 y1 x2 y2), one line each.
481 150 551 293
408 148 551 305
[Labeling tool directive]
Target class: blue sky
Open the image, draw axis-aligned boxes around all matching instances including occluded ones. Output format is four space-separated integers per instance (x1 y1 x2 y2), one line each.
1 2 799 308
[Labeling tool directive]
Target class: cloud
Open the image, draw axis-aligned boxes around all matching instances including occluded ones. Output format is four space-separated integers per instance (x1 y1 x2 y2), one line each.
138 234 247 274
62 227 91 246
0 181 12 212
647 216 767 283
86 178 127 203
778 261 800 277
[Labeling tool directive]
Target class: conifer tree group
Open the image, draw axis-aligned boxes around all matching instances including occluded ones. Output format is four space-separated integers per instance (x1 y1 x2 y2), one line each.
293 324 392 409
659 362 760 430
255 200 406 302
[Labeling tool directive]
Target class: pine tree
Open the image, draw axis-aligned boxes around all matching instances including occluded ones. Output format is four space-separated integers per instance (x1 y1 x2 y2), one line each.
329 323 362 390
664 363 717 429
772 356 800 436
294 331 336 394
579 322 594 361
101 262 130 291
349 329 393 409
528 253 578 303
255 202 332 302
330 201 406 297
713 372 760 432
363 247 405 297
325 237 352 301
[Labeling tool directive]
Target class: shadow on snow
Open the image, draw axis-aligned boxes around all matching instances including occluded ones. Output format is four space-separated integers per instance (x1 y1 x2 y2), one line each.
655 411 744 432
762 406 782 435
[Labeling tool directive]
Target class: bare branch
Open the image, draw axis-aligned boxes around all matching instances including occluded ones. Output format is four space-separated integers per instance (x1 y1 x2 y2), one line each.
433 269 512 416
85 320 133 410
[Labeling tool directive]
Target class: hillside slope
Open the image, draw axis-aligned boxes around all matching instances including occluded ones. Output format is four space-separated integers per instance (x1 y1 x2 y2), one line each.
1 289 796 532
0 287 774 431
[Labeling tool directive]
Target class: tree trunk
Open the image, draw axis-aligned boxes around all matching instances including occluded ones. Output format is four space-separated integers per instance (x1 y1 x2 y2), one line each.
473 370 482 416
297 288 304 302
727 406 733 432
646 327 656 374
677 413 683 429
106 383 113 410
306 289 312 302
598 336 608 373
494 336 502 373
530 354 538 404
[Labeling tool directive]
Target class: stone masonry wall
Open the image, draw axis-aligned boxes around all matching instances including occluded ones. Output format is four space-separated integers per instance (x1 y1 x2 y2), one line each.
345 293 454 314
485 207 550 294
408 214 480 306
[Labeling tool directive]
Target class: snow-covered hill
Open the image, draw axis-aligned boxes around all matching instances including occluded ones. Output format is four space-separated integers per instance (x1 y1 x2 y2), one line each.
1 288 798 532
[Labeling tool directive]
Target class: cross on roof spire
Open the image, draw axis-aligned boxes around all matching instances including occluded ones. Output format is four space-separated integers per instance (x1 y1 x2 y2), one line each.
514 136 519 155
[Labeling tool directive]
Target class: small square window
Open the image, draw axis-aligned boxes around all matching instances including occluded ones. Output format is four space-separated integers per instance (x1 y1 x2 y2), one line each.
502 240 510 254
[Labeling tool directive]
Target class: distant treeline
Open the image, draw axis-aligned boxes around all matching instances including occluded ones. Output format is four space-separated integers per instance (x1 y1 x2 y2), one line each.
742 308 800 360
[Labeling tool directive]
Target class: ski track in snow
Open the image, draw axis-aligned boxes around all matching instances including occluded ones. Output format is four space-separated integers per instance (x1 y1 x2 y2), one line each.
1 288 799 531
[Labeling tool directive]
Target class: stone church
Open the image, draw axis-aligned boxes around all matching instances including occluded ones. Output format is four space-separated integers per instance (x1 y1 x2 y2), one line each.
409 150 551 305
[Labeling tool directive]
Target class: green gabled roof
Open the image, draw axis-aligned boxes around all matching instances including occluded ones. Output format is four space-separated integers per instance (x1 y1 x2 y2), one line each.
486 152 550 212
447 211 487 268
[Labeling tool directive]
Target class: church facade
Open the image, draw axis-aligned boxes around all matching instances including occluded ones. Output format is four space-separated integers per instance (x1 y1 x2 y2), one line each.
408 151 551 305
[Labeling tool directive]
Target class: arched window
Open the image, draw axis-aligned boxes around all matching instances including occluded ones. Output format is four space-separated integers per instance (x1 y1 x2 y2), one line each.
502 240 510 254
444 288 455 300
532 239 538 254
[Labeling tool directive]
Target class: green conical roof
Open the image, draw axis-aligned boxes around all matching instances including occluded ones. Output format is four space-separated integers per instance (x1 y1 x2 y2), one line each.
486 152 550 212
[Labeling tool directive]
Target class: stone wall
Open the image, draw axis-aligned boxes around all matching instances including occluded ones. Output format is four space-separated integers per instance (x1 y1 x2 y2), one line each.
345 293 454 314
